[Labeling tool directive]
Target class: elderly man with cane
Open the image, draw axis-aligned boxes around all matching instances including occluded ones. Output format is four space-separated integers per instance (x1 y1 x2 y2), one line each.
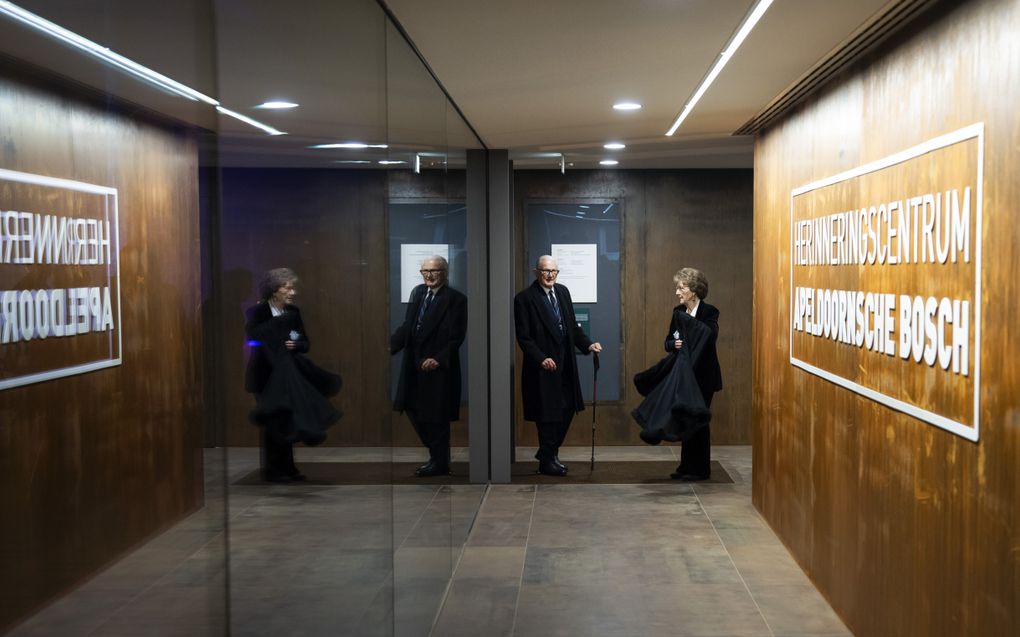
514 255 602 476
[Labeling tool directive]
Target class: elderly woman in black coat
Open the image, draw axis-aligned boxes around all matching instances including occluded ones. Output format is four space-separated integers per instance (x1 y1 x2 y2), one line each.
664 267 722 480
245 268 340 482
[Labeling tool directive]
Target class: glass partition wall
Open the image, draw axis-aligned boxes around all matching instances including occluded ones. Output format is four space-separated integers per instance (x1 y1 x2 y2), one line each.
0 1 230 635
0 1 485 635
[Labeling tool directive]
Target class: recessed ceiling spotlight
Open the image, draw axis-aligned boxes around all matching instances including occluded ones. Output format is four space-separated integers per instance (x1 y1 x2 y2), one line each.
600 159 619 166
255 101 298 109
612 102 642 111
310 142 389 149
604 142 626 150
378 160 406 165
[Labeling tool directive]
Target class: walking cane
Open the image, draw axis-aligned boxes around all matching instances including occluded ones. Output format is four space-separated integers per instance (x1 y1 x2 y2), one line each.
591 352 600 470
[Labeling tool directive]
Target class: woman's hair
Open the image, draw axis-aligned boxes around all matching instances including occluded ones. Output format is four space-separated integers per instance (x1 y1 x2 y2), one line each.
259 267 298 301
673 267 709 300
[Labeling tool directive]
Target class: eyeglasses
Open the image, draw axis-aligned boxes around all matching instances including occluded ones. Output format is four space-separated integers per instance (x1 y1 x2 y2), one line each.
537 269 560 275
420 269 445 275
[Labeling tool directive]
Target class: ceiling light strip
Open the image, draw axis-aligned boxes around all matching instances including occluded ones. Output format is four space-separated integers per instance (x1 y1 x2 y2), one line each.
0 1 218 105
665 0 773 136
310 143 388 149
1 2 286 136
215 107 286 136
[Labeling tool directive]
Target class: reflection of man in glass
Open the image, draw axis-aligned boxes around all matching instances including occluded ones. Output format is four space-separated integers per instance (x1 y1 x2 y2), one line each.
514 255 602 476
391 256 467 477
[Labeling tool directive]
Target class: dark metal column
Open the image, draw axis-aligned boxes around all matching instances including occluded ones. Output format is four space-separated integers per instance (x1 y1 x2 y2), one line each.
487 150 513 483
466 149 490 484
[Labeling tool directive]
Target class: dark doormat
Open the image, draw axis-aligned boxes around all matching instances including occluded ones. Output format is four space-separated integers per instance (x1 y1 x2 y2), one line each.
234 460 732 485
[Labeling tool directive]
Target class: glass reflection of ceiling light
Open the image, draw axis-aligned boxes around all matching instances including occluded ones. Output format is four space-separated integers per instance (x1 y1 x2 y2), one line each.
666 0 773 136
310 143 389 149
414 154 421 174
0 1 218 105
604 142 626 150
578 205 590 208
216 106 286 135
612 102 642 111
600 159 619 166
0 1 288 136
255 101 299 109
333 160 371 164
378 160 406 165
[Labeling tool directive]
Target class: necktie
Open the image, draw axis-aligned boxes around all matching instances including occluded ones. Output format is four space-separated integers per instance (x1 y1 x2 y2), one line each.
416 291 434 333
547 291 563 334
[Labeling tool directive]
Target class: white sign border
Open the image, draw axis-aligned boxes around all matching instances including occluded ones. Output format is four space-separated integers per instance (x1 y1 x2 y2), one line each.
788 123 983 442
0 168 122 391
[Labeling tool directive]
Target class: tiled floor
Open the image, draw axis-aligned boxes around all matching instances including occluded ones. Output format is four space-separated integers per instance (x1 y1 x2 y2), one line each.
434 447 850 637
9 446 850 637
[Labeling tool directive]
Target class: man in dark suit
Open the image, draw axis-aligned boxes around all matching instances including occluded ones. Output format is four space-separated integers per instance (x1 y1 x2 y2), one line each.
514 255 602 476
391 256 467 477
665 267 722 481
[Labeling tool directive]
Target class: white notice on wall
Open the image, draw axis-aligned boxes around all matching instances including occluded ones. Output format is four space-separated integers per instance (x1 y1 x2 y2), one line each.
401 244 449 302
552 243 597 302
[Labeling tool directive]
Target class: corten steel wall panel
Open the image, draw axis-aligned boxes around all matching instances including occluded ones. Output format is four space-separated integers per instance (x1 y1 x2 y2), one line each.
752 0 1019 634
0 76 204 630
513 169 753 446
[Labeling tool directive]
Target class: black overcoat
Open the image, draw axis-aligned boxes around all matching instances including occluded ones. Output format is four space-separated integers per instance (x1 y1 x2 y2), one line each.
244 302 342 445
664 301 722 395
245 302 309 394
514 280 593 422
632 312 712 443
391 284 467 422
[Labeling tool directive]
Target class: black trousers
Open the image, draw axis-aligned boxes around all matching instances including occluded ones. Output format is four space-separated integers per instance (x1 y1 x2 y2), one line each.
678 390 714 477
260 424 298 479
535 409 575 462
409 413 451 466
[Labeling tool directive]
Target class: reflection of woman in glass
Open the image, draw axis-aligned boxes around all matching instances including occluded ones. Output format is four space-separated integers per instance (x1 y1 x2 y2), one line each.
245 268 341 482
665 268 722 480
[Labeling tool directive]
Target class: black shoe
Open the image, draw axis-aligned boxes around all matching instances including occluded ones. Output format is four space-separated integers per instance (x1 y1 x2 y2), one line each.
553 457 569 474
539 460 567 477
289 472 306 482
264 473 293 483
415 461 450 477
639 431 662 445
669 472 709 481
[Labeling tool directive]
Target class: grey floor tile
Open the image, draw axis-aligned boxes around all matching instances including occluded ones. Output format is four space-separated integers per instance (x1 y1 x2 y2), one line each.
431 580 518 637
752 584 851 636
727 544 814 588
453 546 527 581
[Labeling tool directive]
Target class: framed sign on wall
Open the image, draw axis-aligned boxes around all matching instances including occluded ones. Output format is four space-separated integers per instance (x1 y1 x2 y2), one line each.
0 168 122 390
789 123 983 441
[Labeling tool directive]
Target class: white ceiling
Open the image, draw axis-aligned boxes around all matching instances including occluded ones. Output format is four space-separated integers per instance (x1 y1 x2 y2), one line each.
0 0 895 169
384 0 893 168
